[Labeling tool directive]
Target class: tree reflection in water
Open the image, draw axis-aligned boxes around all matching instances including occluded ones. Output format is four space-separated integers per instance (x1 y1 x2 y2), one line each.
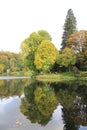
0 78 28 98
20 81 58 126
56 80 87 130
20 79 87 129
1 78 87 129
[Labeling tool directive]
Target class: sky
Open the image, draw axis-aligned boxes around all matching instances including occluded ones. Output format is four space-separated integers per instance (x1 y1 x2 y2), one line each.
0 0 87 53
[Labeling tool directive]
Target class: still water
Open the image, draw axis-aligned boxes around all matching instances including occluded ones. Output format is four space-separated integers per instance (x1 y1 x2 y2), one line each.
0 77 87 130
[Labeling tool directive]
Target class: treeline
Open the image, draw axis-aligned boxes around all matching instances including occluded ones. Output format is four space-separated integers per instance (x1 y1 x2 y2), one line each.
1 9 86 75
0 51 26 74
20 9 87 74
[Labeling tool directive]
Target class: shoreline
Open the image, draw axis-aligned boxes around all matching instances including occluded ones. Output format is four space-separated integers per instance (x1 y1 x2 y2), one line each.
0 76 30 80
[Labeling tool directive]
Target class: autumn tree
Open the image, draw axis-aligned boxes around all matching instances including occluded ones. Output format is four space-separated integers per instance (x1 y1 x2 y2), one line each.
34 40 59 73
61 9 77 50
66 30 87 70
0 64 4 73
20 30 52 71
0 51 24 73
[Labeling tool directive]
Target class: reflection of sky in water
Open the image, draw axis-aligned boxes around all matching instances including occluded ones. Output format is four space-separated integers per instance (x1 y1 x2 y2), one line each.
1 97 86 130
0 97 21 130
0 96 64 130
80 126 87 130
0 92 87 129
52 104 63 121
49 104 64 130
0 97 14 104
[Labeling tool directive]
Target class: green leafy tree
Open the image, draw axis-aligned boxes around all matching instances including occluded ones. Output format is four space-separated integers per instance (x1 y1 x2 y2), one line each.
38 30 52 41
61 9 77 50
34 40 59 73
57 47 76 71
20 30 52 71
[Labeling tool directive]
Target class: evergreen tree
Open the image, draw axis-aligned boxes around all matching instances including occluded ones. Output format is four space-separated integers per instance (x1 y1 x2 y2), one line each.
61 9 77 50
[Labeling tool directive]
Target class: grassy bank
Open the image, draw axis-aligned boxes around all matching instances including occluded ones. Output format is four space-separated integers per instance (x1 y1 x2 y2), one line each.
1 71 87 82
35 72 87 82
1 70 35 77
35 72 75 82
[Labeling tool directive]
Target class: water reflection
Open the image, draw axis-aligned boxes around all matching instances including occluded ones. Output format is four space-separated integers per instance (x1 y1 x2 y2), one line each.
52 80 87 130
20 79 87 129
0 78 87 130
0 78 28 99
20 81 58 126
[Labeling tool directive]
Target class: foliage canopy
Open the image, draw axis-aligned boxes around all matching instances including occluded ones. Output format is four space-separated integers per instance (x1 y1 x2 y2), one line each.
34 40 59 72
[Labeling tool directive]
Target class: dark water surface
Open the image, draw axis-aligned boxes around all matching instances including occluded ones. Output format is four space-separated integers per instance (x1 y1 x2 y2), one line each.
0 77 87 130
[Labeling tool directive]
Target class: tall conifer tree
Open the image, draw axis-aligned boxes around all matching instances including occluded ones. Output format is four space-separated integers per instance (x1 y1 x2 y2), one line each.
61 9 77 50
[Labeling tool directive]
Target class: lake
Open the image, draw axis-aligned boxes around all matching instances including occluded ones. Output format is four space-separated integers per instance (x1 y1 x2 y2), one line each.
0 77 87 130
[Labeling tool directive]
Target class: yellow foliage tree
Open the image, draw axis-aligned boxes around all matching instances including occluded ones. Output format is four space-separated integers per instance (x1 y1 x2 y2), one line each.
34 40 59 72
20 30 52 71
0 64 4 73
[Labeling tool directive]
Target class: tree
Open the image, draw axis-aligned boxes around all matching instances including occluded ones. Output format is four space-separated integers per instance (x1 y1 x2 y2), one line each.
0 64 4 73
38 30 52 41
57 47 76 71
0 51 24 73
20 30 52 71
34 40 59 73
66 30 87 70
61 9 77 50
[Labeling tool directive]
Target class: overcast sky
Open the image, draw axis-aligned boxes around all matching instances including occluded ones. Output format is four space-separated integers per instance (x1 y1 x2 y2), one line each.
0 0 87 53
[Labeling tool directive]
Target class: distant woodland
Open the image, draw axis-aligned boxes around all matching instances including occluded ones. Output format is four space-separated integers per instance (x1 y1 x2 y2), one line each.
0 51 26 75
